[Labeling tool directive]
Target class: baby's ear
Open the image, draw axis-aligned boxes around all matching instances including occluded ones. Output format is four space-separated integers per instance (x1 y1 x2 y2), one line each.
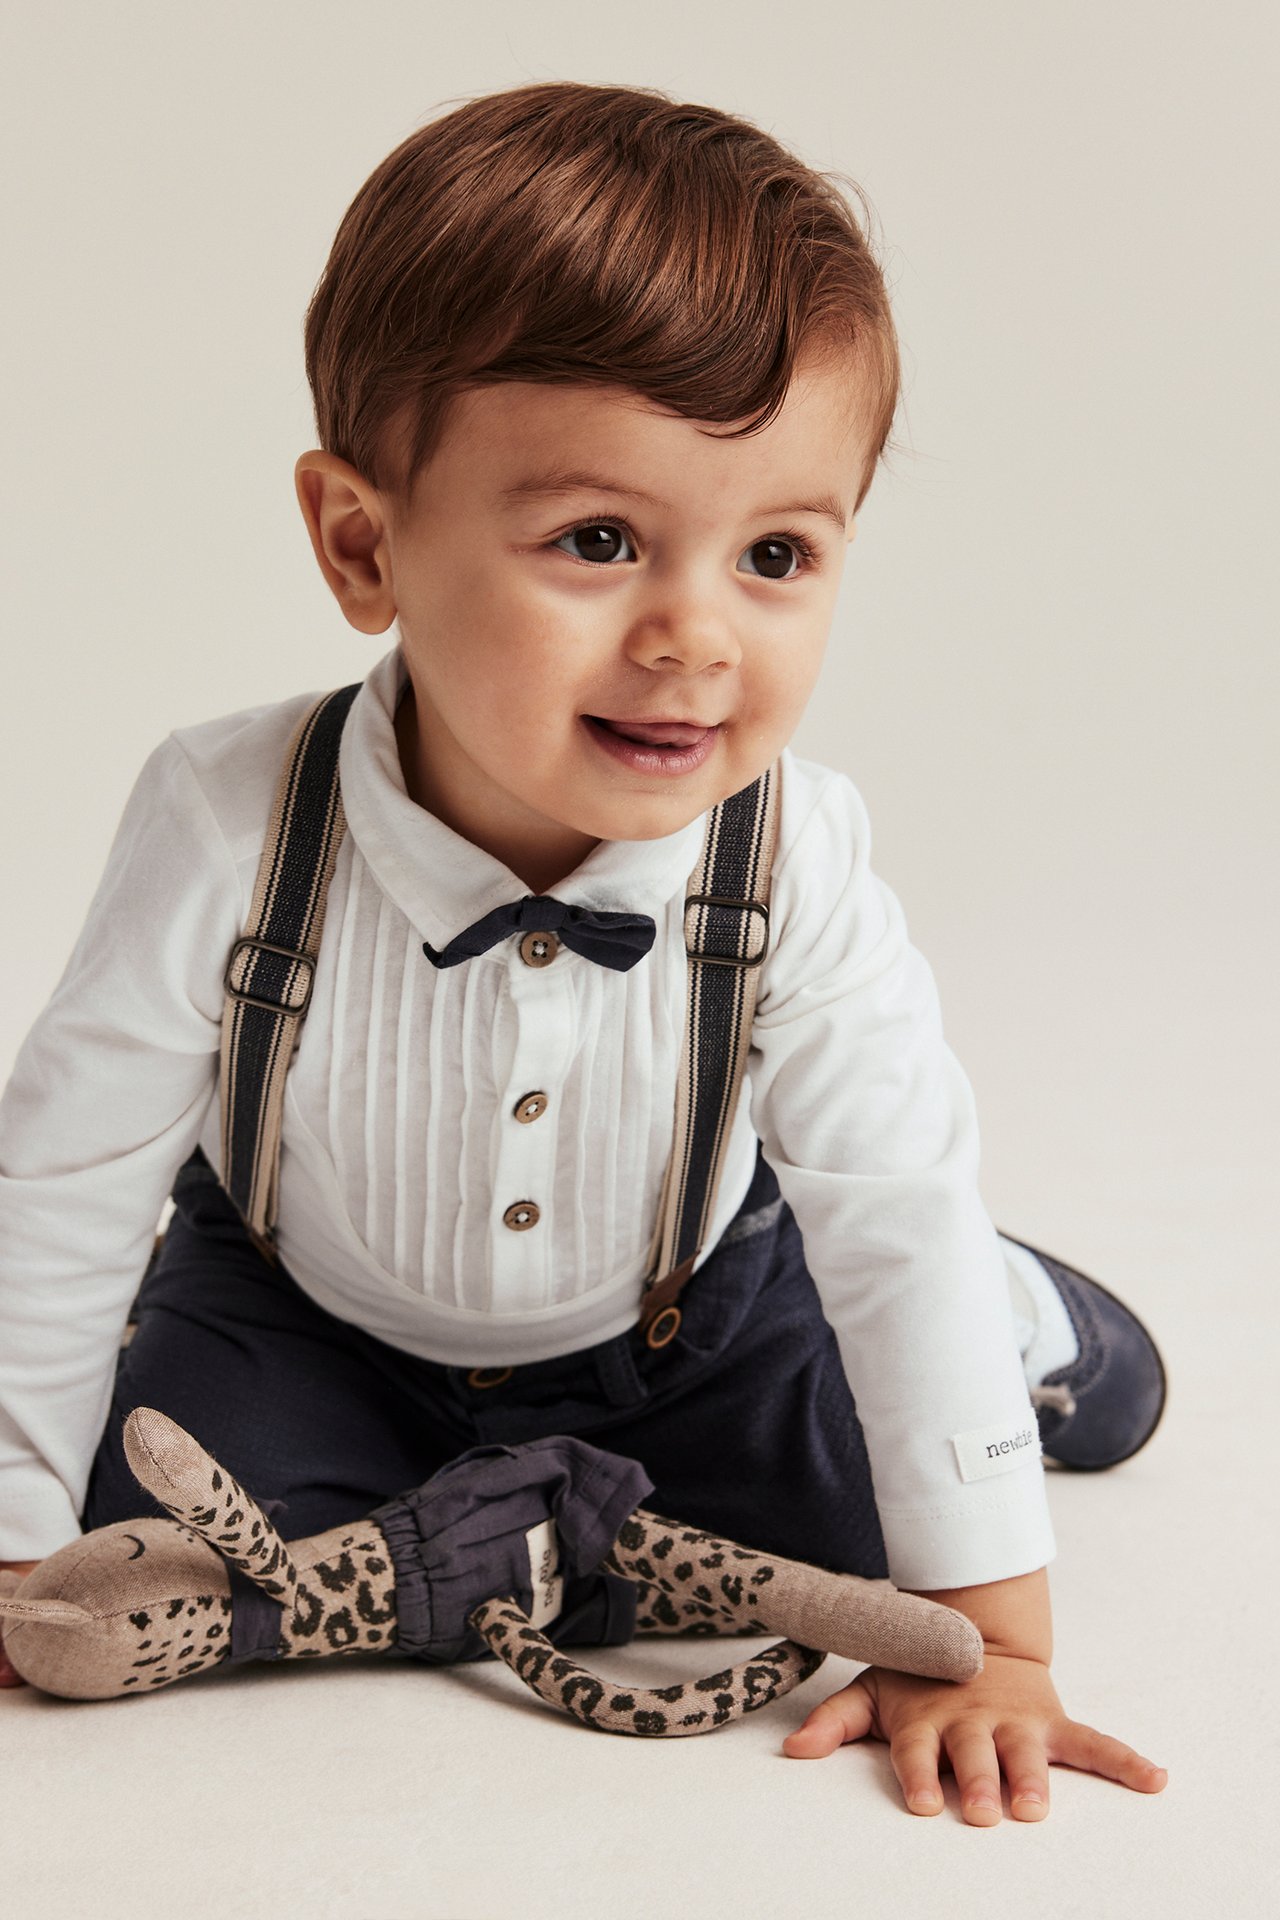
292 450 398 636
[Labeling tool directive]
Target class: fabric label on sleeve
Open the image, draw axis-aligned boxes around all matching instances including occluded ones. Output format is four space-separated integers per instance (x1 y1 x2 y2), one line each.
524 1517 565 1627
951 1419 1042 1483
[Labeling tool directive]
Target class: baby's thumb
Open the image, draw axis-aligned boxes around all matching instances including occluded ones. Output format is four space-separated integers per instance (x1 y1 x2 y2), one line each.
781 1674 877 1757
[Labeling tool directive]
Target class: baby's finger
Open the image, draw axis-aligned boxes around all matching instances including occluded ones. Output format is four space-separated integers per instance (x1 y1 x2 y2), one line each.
0 1652 27 1689
942 1721 1004 1825
782 1677 876 1757
889 1721 945 1816
993 1726 1050 1820
1051 1718 1168 1792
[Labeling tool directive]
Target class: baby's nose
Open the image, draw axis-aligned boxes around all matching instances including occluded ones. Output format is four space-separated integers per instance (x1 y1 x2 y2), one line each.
623 599 741 675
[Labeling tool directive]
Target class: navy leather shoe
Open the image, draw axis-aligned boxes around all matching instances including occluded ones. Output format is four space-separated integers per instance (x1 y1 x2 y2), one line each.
1000 1237 1168 1470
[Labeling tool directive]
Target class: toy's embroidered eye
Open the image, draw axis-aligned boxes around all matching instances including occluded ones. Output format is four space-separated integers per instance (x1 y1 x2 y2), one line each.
737 530 818 581
553 521 635 565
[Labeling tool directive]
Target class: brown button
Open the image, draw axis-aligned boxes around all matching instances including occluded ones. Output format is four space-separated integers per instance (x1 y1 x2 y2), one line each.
502 1200 541 1231
514 1091 548 1124
519 930 560 967
467 1365 514 1390
645 1305 683 1349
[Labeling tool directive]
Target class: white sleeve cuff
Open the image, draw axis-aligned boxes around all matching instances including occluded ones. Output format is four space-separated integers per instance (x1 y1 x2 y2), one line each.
877 1469 1057 1590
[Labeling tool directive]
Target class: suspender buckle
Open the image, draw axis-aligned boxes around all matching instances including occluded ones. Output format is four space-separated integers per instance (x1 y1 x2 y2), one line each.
224 937 317 1016
683 894 770 968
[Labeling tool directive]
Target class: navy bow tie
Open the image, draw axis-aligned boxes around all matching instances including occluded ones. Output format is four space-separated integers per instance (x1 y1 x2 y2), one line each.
422 894 657 973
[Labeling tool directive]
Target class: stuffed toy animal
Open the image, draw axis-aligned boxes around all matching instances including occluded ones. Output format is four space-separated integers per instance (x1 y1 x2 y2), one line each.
0 1409 983 1736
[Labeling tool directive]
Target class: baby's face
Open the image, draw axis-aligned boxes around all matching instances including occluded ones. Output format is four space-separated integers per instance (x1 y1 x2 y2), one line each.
324 351 872 887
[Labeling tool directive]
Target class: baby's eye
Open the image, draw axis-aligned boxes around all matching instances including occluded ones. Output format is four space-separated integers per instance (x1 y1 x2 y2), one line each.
554 522 635 565
737 535 815 582
552 518 817 576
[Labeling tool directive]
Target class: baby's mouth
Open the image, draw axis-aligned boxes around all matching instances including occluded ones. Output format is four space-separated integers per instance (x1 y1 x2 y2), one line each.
585 716 715 748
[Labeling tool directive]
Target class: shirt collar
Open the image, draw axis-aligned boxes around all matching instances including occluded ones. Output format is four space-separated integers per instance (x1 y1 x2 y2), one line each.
339 642 710 953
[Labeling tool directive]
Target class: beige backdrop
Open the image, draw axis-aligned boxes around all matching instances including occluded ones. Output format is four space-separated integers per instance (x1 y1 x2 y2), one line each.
1 2 1276 1914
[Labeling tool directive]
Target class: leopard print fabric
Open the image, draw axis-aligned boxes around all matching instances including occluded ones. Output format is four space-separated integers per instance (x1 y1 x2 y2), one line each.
5 1417 788 1706
0 1412 402 1698
470 1596 822 1736
125 1409 397 1663
122 1516 399 1690
125 1414 805 1734
116 1558 233 1692
467 1507 827 1736
4 1410 977 1727
97 1514 397 1694
611 1509 787 1633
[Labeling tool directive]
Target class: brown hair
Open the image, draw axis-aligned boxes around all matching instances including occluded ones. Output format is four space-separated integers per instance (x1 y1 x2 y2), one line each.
303 81 901 519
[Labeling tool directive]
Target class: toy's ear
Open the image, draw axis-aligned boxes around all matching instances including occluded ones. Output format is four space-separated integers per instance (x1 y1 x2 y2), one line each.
0 1588 93 1627
122 1408 302 1607
0 1565 89 1621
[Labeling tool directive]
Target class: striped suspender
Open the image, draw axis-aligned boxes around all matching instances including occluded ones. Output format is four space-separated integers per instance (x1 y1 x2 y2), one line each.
219 684 360 1259
217 688 782 1329
635 762 782 1348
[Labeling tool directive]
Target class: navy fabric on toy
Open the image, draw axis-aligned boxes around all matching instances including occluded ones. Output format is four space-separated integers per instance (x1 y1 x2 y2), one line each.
226 1558 287 1664
368 1435 655 1664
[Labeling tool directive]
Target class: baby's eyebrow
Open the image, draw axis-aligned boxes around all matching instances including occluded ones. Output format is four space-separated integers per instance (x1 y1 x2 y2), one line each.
499 467 848 532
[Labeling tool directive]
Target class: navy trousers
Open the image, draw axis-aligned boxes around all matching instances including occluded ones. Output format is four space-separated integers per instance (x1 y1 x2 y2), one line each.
82 1141 890 1581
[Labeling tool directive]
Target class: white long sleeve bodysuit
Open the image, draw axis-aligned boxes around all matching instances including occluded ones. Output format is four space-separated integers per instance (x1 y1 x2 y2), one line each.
0 643 1055 1587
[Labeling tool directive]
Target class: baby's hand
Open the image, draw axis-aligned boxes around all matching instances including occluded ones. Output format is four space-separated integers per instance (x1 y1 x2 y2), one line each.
0 1560 40 1689
781 1652 1168 1822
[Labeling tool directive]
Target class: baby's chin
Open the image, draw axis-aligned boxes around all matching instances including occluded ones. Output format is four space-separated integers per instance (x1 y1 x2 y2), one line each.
560 773 735 845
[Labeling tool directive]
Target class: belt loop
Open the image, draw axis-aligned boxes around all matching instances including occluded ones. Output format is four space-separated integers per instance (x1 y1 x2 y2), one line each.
594 1333 649 1409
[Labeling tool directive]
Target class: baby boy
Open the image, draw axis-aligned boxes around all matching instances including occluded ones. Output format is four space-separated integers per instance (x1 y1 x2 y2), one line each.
0 79 1167 1823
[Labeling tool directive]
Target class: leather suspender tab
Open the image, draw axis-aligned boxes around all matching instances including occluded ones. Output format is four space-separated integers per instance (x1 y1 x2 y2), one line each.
638 1255 696 1346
